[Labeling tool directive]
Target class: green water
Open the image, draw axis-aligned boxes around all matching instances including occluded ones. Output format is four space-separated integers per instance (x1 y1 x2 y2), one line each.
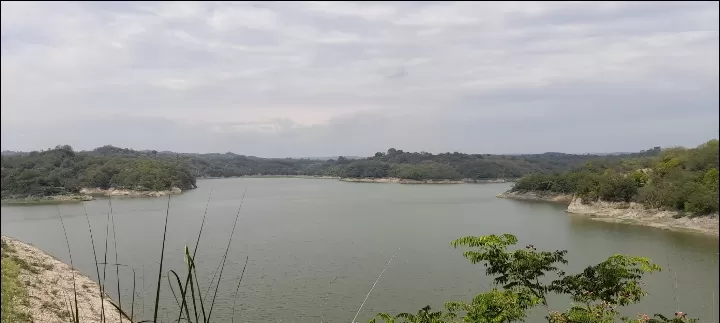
1 178 718 322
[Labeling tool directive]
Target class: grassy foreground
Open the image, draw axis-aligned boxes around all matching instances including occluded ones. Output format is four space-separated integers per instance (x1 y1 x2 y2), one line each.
1 239 32 322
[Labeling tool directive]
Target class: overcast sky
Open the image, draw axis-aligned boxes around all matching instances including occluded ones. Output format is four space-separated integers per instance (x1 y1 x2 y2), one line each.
1 1 718 157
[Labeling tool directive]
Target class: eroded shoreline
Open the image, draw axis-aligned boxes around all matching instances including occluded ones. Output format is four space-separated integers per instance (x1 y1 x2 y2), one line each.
497 190 719 237
2 187 184 204
1 236 127 323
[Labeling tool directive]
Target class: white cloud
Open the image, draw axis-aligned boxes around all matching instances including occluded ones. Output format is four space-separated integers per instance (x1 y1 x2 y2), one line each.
1 1 718 155
208 6 278 31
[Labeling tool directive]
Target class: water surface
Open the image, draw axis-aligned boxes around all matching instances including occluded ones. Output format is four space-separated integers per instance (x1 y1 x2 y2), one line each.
2 178 718 322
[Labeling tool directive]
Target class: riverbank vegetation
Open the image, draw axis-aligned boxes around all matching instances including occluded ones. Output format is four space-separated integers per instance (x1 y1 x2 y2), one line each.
1 145 196 199
510 140 719 215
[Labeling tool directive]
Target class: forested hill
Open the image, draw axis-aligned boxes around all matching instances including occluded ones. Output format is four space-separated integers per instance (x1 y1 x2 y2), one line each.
2 144 666 199
1 145 196 199
68 144 659 180
511 139 719 215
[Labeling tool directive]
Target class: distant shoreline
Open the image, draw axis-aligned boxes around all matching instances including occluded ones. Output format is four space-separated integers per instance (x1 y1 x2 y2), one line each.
200 175 516 184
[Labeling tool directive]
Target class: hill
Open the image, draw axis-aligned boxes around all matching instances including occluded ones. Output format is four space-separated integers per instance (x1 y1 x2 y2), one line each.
509 139 719 215
85 145 663 181
2 144 666 199
1 145 196 199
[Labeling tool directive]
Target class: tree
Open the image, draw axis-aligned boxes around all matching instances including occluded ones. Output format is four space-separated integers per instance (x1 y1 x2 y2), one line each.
371 234 696 323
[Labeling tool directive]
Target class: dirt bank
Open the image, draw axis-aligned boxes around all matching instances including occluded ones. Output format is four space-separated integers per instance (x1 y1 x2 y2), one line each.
80 187 182 197
497 190 718 236
496 190 574 204
567 197 719 236
1 236 127 323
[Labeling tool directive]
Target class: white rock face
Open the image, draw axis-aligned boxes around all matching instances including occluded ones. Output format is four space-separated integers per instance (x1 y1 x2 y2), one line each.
496 191 718 236
80 187 182 197
567 197 719 236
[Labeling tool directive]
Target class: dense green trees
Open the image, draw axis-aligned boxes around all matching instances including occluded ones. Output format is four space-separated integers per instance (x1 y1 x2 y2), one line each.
320 148 661 181
1 142 671 198
85 144 665 181
511 140 719 215
81 145 664 181
1 146 196 199
371 234 695 323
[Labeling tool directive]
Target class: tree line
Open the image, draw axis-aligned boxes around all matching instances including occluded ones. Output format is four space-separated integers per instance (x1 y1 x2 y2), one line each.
88 145 663 181
2 143 667 199
511 139 719 215
1 145 196 199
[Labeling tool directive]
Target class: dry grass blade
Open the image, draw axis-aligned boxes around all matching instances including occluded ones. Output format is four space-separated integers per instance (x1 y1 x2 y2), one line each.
102 198 113 321
110 203 123 323
231 256 249 323
153 195 172 322
83 202 107 323
207 189 247 321
56 205 80 323
352 248 401 323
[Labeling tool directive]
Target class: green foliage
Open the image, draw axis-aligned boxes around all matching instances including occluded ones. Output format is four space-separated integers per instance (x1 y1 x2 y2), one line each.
512 140 719 215
549 255 660 307
3 144 666 195
85 144 662 181
445 289 528 323
451 234 567 306
370 306 456 323
373 234 696 323
1 146 196 199
1 240 31 323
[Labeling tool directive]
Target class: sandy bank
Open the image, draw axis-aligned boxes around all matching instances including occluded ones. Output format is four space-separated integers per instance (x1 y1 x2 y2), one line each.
1 236 127 323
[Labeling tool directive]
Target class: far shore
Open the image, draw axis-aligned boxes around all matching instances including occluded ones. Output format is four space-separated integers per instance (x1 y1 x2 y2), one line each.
497 190 719 237
200 175 516 184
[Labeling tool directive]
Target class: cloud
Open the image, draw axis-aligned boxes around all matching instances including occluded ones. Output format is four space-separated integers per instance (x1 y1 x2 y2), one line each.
1 1 718 156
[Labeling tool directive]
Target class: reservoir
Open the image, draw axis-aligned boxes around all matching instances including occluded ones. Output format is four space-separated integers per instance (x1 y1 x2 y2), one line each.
2 178 718 322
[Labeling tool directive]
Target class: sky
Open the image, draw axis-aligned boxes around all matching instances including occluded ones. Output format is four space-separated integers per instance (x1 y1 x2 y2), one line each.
1 1 718 157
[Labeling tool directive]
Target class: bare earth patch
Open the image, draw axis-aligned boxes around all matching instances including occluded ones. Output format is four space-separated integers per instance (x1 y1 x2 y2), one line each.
496 190 574 204
1 236 127 323
497 190 718 236
566 197 719 236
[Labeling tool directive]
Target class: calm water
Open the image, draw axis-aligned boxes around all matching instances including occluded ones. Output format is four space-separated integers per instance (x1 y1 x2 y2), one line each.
1 178 718 322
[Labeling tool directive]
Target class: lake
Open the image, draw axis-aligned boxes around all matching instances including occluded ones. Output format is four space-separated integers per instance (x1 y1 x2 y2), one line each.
1 178 718 322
